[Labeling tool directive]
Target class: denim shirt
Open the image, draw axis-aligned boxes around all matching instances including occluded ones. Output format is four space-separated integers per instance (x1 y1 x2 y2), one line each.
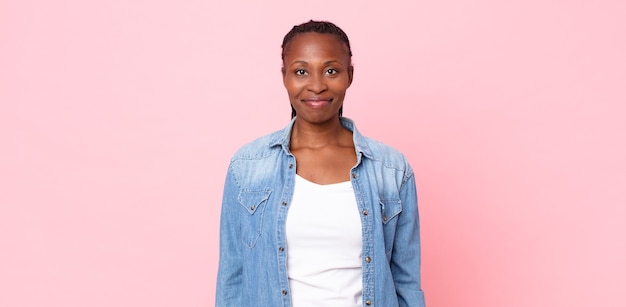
216 117 425 307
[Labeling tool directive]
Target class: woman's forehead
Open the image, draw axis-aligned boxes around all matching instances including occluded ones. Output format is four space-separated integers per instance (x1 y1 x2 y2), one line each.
283 33 350 61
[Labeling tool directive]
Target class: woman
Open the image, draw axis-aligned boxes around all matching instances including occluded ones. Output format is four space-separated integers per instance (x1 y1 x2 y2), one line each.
216 20 425 307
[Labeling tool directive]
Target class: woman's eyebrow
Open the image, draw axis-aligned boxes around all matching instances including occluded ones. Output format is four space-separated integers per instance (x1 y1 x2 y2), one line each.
289 60 344 67
289 60 309 66
324 60 343 66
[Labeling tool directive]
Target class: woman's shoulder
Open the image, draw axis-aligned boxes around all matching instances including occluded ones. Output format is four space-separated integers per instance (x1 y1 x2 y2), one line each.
358 134 413 173
229 128 286 162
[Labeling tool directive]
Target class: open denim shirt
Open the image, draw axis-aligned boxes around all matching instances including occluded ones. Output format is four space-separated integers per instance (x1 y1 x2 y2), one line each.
216 117 425 307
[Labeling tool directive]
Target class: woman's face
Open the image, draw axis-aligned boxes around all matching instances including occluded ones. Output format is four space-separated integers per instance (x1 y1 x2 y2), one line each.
282 33 353 125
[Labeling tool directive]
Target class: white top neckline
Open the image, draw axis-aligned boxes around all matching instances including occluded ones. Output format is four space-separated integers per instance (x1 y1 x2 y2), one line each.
295 174 351 188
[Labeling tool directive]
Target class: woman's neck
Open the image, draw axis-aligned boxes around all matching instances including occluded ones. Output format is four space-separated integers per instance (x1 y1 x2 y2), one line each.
290 117 351 149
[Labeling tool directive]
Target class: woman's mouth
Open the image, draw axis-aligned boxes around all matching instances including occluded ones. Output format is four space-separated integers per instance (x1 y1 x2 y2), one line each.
302 98 333 108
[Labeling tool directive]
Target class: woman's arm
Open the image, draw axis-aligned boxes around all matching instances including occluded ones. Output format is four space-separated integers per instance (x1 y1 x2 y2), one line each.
391 171 426 307
215 165 243 306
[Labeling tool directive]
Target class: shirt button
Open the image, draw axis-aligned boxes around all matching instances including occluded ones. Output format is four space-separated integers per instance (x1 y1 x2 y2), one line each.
352 173 357 179
288 164 293 169
365 256 371 263
282 290 288 295
278 246 284 252
363 210 368 216
282 201 287 206
383 216 387 222
250 205 255 210
365 300 372 305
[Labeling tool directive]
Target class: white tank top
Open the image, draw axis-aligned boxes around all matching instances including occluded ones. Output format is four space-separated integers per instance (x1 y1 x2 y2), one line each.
285 174 363 307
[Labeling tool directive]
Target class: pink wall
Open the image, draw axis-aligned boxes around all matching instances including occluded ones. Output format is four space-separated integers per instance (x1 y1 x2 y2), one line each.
1 0 624 306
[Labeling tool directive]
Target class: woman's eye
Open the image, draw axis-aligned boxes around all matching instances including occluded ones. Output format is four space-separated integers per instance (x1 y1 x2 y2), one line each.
326 68 338 75
295 69 306 76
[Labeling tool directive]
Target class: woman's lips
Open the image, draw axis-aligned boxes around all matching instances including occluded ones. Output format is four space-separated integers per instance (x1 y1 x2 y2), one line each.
302 98 333 108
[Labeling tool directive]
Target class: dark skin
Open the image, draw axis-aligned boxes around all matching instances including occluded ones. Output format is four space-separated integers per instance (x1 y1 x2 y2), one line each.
282 33 355 185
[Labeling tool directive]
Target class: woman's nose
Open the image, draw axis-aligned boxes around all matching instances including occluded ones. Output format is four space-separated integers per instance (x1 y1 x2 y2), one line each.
307 74 328 93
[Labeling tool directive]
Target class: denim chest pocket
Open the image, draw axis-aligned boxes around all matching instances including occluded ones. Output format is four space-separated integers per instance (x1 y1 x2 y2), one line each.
238 188 272 248
379 197 402 255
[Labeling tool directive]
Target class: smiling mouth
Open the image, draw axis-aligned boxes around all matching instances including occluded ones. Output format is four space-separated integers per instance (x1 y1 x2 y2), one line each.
302 98 333 108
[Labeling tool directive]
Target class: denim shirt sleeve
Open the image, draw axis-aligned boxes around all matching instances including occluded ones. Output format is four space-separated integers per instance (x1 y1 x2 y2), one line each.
215 162 243 307
392 170 426 307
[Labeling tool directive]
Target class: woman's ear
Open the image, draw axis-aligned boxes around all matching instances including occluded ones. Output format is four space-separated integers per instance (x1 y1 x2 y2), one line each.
348 65 354 86
281 66 287 86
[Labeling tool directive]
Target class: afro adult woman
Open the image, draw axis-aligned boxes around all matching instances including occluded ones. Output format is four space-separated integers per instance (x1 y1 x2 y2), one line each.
216 20 425 307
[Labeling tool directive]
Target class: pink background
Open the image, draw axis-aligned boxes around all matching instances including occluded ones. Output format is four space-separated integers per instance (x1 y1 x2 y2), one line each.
1 0 625 306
